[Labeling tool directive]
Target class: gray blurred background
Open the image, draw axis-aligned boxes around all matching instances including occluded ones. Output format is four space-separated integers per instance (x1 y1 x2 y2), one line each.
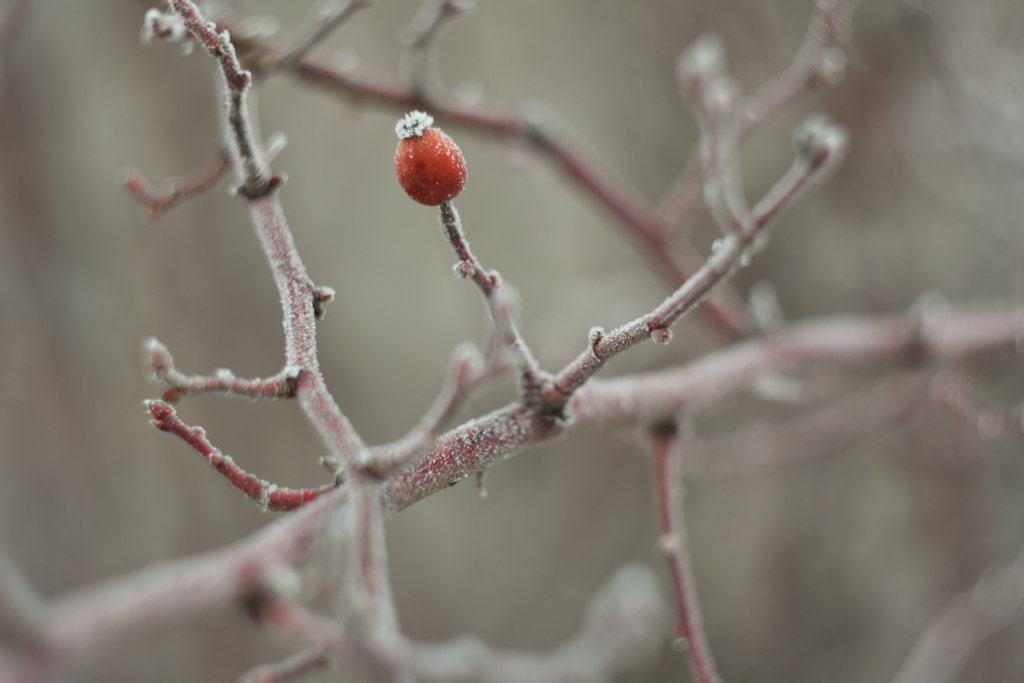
1 0 1022 681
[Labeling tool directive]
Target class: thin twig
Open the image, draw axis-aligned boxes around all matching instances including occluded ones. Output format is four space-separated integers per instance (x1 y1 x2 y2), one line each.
19 490 348 674
403 565 665 682
659 0 861 228
539 114 847 415
648 422 721 683
401 0 470 97
216 10 750 339
121 153 229 219
365 343 487 476
147 400 337 511
743 0 861 126
438 202 546 403
892 544 1024 683
277 0 373 67
685 374 925 480
170 0 275 197
382 304 1024 514
169 0 368 470
145 338 299 401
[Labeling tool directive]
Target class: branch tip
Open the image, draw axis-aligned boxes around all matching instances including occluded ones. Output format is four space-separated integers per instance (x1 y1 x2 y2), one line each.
792 113 848 171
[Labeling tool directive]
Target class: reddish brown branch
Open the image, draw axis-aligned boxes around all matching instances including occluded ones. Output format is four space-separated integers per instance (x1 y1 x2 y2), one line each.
538 115 847 415
145 338 298 401
1 489 349 678
121 153 228 219
277 0 372 67
166 0 367 469
649 423 721 683
218 15 750 339
171 0 249 91
382 305 1024 514
893 544 1024 683
366 343 488 476
438 202 544 399
147 400 336 511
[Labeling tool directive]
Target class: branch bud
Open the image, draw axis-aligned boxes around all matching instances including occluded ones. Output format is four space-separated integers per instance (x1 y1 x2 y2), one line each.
792 113 848 174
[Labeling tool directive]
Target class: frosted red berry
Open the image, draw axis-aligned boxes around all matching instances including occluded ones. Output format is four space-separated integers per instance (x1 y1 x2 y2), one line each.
394 111 467 206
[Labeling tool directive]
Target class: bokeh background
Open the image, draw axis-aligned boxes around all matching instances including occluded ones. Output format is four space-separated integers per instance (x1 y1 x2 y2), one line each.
1 0 1022 681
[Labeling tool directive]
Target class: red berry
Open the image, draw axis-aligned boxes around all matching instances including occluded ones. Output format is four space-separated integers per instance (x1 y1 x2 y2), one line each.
394 111 467 206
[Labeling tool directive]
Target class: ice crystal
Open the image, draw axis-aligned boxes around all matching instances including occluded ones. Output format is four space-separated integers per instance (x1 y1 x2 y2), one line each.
395 110 434 139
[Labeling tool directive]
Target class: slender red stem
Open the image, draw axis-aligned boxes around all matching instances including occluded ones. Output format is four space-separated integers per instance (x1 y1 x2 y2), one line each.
148 400 336 511
650 423 721 683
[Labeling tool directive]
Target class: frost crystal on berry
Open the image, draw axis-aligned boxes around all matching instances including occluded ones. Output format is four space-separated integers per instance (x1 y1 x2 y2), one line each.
395 110 435 139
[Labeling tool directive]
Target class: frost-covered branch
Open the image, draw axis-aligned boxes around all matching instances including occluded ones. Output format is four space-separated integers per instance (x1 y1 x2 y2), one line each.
744 0 861 126
892 544 1024 683
401 0 471 96
277 0 373 67
648 422 720 683
438 201 545 402
214 7 751 339
366 342 489 476
0 490 349 681
382 304 1024 513
121 152 229 219
145 338 300 401
147 400 338 511
161 0 368 471
684 374 925 480
659 0 860 228
399 564 664 683
537 114 847 416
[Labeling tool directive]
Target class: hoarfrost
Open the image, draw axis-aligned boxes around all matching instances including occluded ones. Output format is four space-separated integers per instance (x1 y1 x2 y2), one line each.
258 483 277 510
395 110 434 139
141 9 186 45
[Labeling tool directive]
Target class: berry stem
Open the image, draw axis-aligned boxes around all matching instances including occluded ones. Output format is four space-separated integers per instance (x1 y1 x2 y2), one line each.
438 201 546 402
